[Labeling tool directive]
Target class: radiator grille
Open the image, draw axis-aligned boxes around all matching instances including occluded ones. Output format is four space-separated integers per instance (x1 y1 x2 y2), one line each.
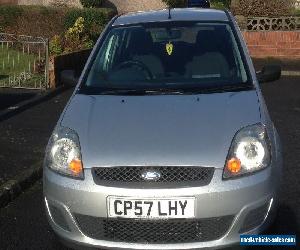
92 166 214 188
75 215 234 244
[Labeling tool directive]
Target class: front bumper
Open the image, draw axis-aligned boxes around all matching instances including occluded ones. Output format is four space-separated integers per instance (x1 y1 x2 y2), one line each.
43 166 280 250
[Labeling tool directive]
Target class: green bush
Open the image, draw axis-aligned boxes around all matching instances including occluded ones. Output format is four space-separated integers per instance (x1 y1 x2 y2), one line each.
235 0 295 17
293 9 300 16
162 0 187 8
0 5 115 40
49 35 63 56
0 5 67 38
80 0 104 8
0 5 24 29
64 8 115 41
211 0 231 9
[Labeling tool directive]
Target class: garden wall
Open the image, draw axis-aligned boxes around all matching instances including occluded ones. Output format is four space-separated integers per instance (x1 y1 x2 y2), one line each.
49 49 92 88
243 31 300 58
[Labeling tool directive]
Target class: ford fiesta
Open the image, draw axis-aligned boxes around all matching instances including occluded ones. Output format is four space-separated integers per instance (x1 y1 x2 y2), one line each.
43 8 283 250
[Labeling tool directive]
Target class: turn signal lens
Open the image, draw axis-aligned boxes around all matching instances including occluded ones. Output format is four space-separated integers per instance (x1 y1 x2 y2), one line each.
69 159 83 176
226 158 241 174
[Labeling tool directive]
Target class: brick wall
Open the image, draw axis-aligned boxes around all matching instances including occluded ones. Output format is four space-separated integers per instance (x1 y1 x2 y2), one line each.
243 31 300 58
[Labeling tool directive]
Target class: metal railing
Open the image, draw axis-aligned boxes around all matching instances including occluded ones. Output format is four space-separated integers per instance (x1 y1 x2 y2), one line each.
0 33 49 89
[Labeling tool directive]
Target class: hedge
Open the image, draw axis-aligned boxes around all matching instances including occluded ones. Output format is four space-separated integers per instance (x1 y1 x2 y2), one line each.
234 0 296 17
0 5 116 40
80 0 104 8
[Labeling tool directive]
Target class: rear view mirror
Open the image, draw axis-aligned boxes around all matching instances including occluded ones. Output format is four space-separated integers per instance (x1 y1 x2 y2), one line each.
60 70 79 87
257 65 281 83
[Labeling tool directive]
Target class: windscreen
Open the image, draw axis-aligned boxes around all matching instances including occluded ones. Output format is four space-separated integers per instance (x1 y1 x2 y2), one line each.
84 22 249 92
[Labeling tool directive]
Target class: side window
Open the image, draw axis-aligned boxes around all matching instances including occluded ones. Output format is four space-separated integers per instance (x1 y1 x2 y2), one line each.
86 31 121 86
101 34 119 72
227 26 247 82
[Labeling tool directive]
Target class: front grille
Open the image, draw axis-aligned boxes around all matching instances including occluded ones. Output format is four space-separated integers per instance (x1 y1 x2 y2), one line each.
75 215 234 244
239 203 269 233
92 166 214 188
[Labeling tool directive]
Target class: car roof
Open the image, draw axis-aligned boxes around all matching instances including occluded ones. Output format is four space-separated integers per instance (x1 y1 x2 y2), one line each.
112 8 229 26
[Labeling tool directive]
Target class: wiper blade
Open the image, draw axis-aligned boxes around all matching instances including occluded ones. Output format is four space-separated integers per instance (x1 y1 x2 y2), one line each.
188 84 254 94
79 84 253 95
98 88 186 96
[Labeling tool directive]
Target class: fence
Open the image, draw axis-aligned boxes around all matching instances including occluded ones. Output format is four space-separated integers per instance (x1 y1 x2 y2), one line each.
0 33 49 89
247 16 300 31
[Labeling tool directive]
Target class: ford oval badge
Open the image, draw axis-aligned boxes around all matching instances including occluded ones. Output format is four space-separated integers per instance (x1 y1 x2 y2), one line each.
141 170 161 181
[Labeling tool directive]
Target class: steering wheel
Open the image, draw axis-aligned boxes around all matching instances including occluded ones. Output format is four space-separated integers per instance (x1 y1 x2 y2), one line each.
115 60 154 80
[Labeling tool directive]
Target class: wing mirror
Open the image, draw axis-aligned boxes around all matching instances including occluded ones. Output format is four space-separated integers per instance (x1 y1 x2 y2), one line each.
60 70 79 87
257 65 281 83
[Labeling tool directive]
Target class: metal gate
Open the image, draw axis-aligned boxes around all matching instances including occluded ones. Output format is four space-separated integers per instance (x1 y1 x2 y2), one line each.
0 33 49 89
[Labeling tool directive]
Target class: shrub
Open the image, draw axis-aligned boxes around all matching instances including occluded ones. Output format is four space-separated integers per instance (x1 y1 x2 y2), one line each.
162 0 187 8
0 5 66 38
49 17 94 55
211 0 231 9
234 0 296 17
0 5 115 40
80 0 104 8
64 8 115 41
0 5 24 29
49 35 63 55
64 17 93 53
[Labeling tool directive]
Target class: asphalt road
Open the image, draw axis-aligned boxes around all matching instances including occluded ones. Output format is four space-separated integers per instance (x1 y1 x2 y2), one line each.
0 88 73 186
0 76 299 250
0 89 38 111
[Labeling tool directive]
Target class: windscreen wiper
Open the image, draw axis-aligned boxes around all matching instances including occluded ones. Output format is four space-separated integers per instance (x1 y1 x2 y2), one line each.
98 88 187 96
186 84 254 94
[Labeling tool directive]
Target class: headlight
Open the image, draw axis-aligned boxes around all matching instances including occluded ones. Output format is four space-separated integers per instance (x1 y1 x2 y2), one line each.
45 126 84 179
223 124 271 179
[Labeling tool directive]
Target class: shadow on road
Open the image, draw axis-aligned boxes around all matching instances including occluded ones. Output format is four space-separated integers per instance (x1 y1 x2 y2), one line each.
0 90 37 111
267 204 298 235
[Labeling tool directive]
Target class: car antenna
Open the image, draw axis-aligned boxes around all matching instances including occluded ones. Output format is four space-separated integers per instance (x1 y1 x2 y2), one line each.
168 7 172 19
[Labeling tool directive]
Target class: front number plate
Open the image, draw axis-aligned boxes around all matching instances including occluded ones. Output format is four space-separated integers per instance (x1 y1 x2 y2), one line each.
108 197 195 219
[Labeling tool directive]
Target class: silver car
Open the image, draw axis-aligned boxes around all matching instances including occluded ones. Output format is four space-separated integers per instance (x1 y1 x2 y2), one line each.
43 8 282 250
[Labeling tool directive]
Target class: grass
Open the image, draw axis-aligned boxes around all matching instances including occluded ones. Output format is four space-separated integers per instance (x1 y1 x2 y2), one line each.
0 44 46 88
